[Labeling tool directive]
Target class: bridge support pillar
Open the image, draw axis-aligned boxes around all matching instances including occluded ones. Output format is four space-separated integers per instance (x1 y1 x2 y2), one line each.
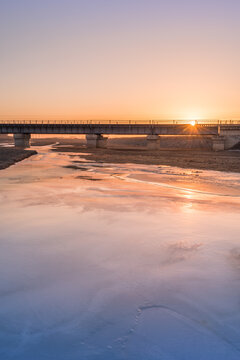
97 135 108 148
86 134 108 148
224 135 240 149
212 136 225 151
146 135 160 150
14 133 31 148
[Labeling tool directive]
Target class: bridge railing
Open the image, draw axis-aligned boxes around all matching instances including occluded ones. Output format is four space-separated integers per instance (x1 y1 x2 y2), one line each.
0 120 240 125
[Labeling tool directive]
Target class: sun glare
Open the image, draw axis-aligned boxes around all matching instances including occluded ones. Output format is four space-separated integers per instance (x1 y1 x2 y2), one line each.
190 120 196 126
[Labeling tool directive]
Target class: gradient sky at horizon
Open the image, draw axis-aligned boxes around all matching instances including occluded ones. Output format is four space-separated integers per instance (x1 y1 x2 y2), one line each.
1 0 240 120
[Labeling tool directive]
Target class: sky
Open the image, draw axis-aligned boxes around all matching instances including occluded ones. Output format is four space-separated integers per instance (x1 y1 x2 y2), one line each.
0 0 240 121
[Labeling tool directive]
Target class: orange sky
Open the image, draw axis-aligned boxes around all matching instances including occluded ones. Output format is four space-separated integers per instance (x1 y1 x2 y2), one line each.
1 0 240 121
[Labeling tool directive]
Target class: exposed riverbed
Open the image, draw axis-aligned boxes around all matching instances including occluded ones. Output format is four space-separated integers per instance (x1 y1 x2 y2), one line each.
0 146 37 170
0 145 240 360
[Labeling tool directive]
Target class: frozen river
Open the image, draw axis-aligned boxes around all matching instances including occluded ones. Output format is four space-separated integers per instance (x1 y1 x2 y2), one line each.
0 145 240 360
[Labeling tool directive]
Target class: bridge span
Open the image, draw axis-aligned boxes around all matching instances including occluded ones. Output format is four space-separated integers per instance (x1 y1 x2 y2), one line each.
1 120 240 151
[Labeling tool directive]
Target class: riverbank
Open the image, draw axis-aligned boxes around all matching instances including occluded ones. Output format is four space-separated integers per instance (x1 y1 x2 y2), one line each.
1 135 240 173
0 147 37 170
52 144 240 173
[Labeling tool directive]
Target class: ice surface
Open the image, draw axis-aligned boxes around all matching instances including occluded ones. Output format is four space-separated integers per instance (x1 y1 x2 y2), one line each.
0 146 240 359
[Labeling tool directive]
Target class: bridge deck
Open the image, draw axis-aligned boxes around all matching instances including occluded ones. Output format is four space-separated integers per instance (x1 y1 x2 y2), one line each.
1 121 240 136
0 123 219 136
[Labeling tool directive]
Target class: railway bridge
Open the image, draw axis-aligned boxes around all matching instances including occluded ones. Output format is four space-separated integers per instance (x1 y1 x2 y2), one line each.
1 120 240 151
